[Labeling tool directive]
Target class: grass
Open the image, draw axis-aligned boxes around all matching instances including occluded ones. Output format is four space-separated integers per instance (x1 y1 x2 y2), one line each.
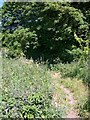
0 56 89 118
53 82 71 114
50 60 89 84
1 57 65 118
50 61 89 118
59 78 88 117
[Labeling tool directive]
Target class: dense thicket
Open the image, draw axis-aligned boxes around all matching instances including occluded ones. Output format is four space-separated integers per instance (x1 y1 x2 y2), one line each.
1 2 90 118
1 2 90 63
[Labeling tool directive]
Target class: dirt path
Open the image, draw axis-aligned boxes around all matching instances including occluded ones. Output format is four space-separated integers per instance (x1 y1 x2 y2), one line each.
60 84 79 118
51 72 79 118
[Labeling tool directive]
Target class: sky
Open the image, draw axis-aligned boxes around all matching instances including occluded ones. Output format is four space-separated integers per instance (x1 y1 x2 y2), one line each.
0 0 4 7
0 0 4 25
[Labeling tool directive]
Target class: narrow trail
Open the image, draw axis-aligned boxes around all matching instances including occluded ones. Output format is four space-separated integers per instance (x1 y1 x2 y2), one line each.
51 72 79 118
60 84 79 118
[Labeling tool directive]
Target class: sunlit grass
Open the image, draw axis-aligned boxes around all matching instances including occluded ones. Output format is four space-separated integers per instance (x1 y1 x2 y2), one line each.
58 77 89 117
1 56 89 118
1 57 65 118
50 60 89 117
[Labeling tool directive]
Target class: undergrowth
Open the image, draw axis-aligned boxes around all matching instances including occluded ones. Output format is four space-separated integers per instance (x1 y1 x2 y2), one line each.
50 60 89 84
0 55 89 118
50 60 89 118
0 57 65 118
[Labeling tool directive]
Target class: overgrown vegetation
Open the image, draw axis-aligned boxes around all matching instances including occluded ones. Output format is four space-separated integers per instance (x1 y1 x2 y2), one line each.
1 57 65 118
1 2 89 63
52 76 89 117
1 56 89 118
0 1 90 119
50 60 89 84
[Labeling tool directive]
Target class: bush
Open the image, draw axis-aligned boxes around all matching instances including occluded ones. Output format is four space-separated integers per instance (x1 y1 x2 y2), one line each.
1 2 89 63
2 27 38 58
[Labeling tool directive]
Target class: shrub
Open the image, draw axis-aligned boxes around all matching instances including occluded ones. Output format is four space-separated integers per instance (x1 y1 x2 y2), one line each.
1 2 89 63
2 27 38 58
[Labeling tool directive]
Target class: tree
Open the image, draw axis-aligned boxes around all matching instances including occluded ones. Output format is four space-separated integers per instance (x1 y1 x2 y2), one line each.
1 2 89 63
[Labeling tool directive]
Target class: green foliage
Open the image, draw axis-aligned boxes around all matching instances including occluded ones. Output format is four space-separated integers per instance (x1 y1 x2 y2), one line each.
1 2 90 118
50 61 89 117
2 27 38 58
67 32 89 62
0 56 89 118
51 60 89 84
1 2 89 62
1 92 61 118
1 57 65 118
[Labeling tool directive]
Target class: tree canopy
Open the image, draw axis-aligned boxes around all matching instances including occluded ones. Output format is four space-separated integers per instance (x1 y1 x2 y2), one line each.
1 2 90 63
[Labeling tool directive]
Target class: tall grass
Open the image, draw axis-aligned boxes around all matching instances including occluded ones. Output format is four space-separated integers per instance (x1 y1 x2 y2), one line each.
50 60 89 84
50 60 89 117
1 57 65 118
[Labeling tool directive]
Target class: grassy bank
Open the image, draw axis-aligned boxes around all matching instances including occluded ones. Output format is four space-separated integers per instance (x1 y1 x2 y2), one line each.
1 57 65 118
0 56 89 118
50 61 89 117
